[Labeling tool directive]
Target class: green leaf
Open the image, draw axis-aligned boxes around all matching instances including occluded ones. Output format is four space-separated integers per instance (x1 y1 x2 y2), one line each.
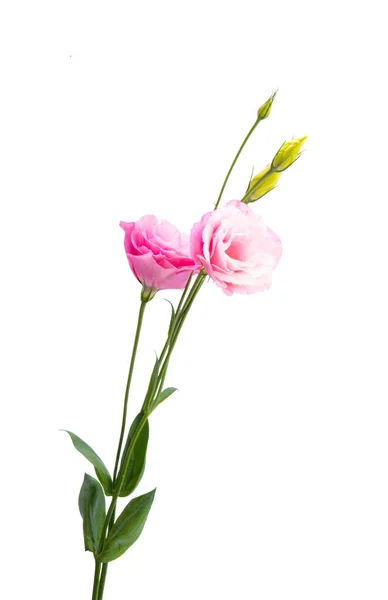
78 474 106 553
164 298 176 336
119 412 149 497
98 489 156 563
62 430 113 496
152 387 178 410
149 355 160 396
142 354 160 413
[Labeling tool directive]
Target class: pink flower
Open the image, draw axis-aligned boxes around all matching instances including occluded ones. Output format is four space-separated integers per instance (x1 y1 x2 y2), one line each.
190 200 282 296
120 216 198 294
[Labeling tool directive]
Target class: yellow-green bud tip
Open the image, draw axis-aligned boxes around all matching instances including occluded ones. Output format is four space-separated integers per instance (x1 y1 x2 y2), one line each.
271 135 308 172
257 89 278 120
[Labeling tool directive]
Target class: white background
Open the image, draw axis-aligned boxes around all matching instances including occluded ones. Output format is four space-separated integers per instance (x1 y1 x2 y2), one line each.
0 1 387 598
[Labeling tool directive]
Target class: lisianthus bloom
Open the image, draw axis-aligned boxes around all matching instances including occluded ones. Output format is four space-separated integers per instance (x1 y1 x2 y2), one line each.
120 216 198 295
190 200 282 295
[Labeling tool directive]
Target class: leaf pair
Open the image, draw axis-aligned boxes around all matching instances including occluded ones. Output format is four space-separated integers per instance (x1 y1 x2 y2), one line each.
78 474 155 562
65 403 172 563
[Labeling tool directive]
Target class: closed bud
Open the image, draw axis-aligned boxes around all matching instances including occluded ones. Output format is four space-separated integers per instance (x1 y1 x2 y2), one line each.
245 165 281 202
271 136 307 172
257 90 277 120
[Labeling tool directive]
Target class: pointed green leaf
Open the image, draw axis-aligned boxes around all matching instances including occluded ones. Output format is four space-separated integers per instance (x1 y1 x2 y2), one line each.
98 489 156 563
62 430 113 495
142 354 160 413
149 355 159 395
152 387 178 410
119 412 149 497
78 474 106 553
164 298 176 336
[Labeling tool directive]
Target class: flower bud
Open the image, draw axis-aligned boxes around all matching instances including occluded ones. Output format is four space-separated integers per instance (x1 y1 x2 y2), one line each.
245 165 281 202
271 136 307 172
257 90 277 120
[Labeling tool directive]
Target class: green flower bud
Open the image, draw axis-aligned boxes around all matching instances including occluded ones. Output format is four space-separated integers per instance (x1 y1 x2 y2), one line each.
242 135 307 204
257 90 278 120
245 165 281 202
271 136 307 172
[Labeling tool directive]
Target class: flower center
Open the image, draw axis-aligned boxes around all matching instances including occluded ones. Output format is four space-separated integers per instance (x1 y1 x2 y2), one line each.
225 239 244 261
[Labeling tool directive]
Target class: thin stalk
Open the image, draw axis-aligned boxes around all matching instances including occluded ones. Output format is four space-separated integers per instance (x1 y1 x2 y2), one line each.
156 273 206 395
113 298 147 481
92 561 101 600
95 297 147 600
163 271 196 355
96 558 108 600
214 117 260 209
174 271 194 320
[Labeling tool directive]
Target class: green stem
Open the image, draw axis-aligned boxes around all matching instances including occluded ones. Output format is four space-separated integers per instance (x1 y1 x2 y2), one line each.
113 298 148 482
174 271 194 322
96 561 108 600
155 273 195 374
214 117 260 209
96 509 115 600
95 411 149 599
92 561 101 600
155 273 206 397
95 297 147 599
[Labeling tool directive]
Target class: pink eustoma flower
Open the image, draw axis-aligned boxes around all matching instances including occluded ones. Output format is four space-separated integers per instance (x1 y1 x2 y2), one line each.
120 216 198 294
190 200 282 295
